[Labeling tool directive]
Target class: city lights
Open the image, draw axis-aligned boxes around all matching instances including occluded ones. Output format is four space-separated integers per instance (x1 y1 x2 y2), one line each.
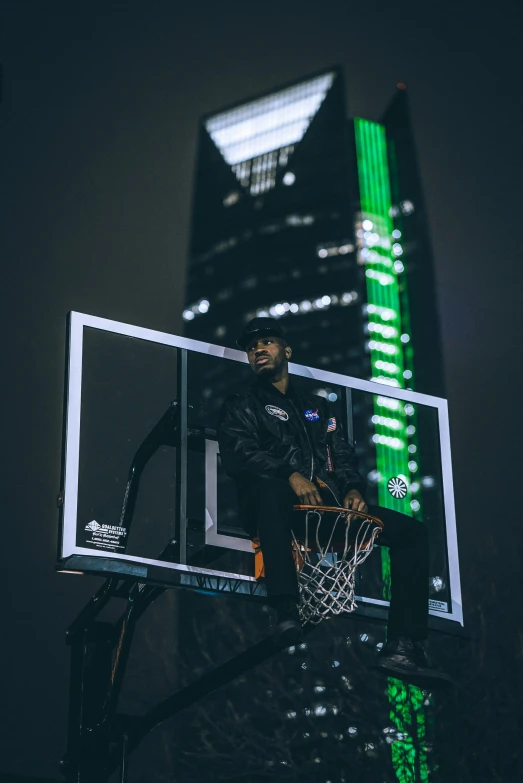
374 360 399 373
205 72 335 165
365 304 397 320
372 434 404 450
371 376 400 387
183 299 211 320
355 114 424 727
368 340 399 355
371 415 403 429
317 243 355 258
365 269 395 286
368 322 398 338
180 72 440 783
376 395 400 410
223 191 240 207
360 247 393 267
253 291 357 321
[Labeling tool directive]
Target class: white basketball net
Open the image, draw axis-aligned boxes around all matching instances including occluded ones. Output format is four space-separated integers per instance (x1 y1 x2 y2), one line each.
292 509 381 625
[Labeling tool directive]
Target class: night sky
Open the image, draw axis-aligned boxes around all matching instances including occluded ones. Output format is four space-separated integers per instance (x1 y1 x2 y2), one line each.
1 0 522 779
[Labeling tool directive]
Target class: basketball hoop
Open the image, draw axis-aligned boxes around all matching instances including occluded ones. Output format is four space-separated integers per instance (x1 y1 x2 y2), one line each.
291 505 383 625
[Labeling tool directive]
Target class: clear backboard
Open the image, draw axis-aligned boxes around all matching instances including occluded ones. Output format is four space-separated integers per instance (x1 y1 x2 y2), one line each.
57 311 463 629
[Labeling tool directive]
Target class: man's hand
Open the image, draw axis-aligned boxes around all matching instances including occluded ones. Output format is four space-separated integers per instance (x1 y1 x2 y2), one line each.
289 473 323 506
343 489 368 515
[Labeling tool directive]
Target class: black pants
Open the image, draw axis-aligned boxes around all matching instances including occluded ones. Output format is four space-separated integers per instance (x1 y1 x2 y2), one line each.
241 478 429 640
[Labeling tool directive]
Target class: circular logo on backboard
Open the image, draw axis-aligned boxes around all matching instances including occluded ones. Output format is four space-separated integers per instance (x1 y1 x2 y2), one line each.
387 477 408 499
265 405 289 421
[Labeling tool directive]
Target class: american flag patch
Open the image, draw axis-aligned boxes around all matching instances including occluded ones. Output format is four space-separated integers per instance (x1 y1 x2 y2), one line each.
327 417 337 432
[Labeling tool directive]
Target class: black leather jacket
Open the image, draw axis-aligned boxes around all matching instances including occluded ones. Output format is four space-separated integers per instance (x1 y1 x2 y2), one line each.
217 378 365 504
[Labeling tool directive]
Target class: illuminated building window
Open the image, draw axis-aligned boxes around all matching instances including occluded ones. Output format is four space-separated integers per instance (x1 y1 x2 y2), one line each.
355 124 431 783
318 243 354 258
253 292 357 321
206 72 335 164
355 116 424 529
205 72 335 194
401 200 415 215
285 214 314 226
183 299 210 320
223 191 240 207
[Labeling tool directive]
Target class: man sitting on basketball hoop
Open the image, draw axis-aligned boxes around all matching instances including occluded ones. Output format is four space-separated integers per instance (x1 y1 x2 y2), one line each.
218 317 449 685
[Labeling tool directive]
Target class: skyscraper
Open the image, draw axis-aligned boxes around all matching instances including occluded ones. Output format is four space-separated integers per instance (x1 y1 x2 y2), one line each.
183 68 445 781
184 67 444 519
184 67 363 382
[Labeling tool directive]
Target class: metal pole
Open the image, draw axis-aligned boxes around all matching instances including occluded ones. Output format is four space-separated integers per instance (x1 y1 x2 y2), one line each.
66 578 118 641
112 624 316 768
344 387 355 447
62 623 114 783
175 349 188 564
120 733 129 783
343 385 361 595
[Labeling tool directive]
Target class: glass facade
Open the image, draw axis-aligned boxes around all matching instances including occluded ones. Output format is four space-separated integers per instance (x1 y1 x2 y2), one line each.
205 73 335 166
184 68 445 782
185 68 365 413
354 117 422 520
354 116 429 783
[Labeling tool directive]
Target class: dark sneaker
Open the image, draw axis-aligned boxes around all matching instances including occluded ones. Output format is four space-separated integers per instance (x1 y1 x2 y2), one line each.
272 599 303 648
374 636 453 687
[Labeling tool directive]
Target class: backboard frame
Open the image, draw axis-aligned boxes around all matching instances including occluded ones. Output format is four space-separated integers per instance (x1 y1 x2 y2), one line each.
58 311 463 627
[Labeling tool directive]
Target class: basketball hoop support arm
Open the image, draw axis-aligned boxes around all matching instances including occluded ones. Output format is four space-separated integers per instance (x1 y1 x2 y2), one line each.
60 352 286 782
60 570 305 783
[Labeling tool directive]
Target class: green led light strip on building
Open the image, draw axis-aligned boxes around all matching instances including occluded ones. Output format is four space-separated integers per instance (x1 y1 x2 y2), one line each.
354 117 418 516
354 117 429 783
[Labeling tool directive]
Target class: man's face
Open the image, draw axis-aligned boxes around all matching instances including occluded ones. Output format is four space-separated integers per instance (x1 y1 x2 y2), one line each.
246 335 290 377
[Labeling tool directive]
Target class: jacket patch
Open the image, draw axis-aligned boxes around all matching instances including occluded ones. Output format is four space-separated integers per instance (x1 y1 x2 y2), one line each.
265 404 289 421
327 417 337 432
304 409 320 422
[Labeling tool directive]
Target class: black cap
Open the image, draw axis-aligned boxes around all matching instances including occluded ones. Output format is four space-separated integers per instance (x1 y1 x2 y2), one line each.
236 317 286 350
